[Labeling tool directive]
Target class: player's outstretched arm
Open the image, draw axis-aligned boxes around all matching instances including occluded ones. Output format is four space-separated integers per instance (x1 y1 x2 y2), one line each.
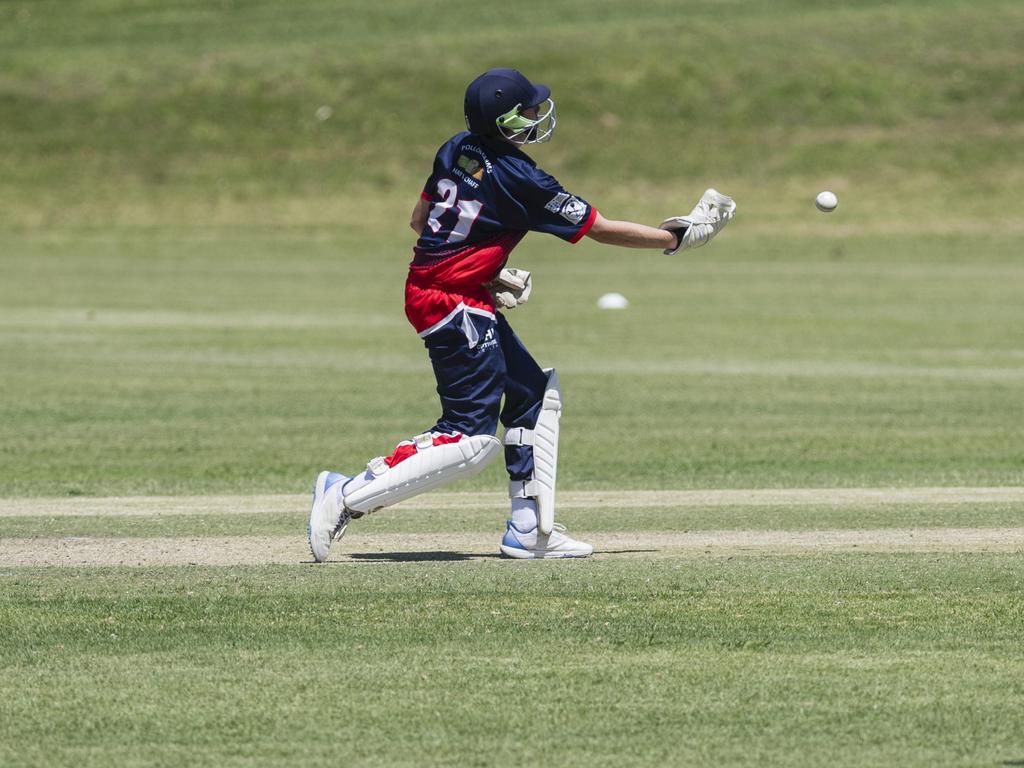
588 189 737 255
585 212 676 250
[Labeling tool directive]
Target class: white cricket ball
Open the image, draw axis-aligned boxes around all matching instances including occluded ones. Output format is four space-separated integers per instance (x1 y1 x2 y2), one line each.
597 292 629 310
815 190 838 212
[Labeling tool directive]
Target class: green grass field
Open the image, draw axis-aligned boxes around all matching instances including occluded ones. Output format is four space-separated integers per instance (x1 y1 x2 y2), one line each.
1 0 1023 765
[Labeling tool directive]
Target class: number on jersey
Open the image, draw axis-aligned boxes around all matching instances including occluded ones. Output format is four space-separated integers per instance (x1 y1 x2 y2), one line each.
426 179 482 244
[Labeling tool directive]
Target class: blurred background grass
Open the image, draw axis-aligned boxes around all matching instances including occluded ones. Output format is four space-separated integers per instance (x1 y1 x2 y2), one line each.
1 0 1022 495
2 0 1021 230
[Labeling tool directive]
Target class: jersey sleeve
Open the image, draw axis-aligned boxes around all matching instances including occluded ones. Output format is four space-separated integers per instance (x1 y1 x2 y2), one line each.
420 140 452 203
508 164 597 243
420 171 436 202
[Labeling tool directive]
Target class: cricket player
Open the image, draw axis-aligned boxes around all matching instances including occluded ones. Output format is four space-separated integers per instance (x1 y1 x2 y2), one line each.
309 68 735 562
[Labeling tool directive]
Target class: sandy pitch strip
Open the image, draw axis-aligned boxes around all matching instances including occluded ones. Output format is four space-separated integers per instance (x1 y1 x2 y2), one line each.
3 488 1023 566
1 528 1023 567
2 487 1024 518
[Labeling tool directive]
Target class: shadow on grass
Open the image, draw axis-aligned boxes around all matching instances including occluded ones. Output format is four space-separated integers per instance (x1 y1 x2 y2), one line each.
601 549 659 555
335 548 659 562
347 550 501 562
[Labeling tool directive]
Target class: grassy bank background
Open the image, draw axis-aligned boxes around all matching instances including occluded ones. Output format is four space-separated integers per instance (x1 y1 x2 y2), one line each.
1 0 1021 232
2 0 1022 496
2 4 1023 766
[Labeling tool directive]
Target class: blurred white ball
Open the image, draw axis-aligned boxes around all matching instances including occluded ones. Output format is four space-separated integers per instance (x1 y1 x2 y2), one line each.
597 292 629 310
815 190 838 212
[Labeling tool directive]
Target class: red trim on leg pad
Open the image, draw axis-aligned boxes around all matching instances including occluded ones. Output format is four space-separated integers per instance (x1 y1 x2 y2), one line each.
384 442 418 468
384 432 465 468
432 432 463 447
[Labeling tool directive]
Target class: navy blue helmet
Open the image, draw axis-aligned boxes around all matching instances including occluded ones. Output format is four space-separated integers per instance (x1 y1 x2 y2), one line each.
464 68 556 144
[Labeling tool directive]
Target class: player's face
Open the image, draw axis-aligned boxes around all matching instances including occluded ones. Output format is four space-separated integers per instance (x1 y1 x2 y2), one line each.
504 105 541 145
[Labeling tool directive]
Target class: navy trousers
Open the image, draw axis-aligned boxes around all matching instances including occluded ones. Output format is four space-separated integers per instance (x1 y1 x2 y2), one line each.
424 310 548 483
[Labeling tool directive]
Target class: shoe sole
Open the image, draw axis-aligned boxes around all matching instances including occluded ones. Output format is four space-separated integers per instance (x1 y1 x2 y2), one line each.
308 471 332 563
499 544 593 560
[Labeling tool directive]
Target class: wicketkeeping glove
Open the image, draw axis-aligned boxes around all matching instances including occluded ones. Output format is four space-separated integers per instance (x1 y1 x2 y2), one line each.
660 188 737 255
487 267 532 309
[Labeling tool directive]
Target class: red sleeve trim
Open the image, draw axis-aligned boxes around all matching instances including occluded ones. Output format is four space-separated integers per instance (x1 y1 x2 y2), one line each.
569 207 598 244
420 191 431 202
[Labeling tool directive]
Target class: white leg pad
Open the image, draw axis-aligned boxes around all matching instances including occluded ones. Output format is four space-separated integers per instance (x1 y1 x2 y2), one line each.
534 369 562 534
505 368 562 534
343 434 501 515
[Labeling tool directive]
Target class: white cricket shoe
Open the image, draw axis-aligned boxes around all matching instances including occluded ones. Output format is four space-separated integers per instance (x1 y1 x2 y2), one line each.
499 520 593 559
308 470 352 563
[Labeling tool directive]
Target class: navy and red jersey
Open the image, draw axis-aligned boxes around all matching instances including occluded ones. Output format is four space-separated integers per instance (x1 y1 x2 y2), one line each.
405 132 597 335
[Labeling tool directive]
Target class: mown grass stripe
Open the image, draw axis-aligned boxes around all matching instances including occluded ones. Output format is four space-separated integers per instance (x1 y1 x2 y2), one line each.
3 487 1023 518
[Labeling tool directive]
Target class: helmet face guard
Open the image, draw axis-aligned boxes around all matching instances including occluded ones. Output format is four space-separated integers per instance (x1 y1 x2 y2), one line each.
495 98 557 144
464 68 555 143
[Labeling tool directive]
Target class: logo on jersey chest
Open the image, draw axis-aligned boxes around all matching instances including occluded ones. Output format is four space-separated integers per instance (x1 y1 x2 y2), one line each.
451 148 492 189
457 154 485 180
545 192 587 225
452 154 484 188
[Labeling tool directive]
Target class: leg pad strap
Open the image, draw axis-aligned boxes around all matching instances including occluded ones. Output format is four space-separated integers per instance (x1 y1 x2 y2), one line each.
509 479 539 498
504 427 535 447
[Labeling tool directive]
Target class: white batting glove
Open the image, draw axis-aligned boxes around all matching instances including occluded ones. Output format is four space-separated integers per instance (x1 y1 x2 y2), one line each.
660 188 737 255
487 267 532 309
